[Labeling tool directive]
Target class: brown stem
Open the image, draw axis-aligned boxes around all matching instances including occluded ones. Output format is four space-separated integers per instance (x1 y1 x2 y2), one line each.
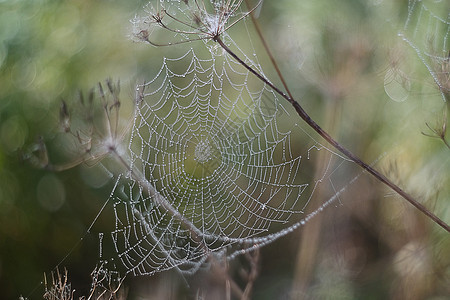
214 36 450 233
244 0 294 101
241 249 260 300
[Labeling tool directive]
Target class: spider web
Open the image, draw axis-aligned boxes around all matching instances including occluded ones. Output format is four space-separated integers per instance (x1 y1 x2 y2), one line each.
399 0 450 101
93 0 359 274
74 0 448 279
93 0 353 277
104 46 350 276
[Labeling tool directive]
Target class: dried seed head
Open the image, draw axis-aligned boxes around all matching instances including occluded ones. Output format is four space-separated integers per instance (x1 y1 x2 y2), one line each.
130 0 263 47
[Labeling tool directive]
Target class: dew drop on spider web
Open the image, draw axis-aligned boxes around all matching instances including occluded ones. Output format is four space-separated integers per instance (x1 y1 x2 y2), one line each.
98 232 104 258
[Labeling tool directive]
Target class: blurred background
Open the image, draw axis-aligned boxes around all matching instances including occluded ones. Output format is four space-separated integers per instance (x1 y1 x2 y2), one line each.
0 0 449 299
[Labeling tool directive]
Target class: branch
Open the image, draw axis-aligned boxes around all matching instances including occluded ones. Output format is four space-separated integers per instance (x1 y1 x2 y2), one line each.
214 36 450 233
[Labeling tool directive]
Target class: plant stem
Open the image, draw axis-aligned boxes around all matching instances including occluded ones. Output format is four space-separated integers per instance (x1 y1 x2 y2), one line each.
244 0 294 101
214 36 450 233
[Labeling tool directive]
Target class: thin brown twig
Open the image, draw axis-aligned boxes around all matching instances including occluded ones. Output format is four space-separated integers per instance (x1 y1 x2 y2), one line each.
213 35 450 233
243 0 294 100
241 249 260 300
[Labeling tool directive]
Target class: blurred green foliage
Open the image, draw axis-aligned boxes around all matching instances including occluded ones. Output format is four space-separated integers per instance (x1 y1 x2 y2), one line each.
0 0 152 297
0 0 448 299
